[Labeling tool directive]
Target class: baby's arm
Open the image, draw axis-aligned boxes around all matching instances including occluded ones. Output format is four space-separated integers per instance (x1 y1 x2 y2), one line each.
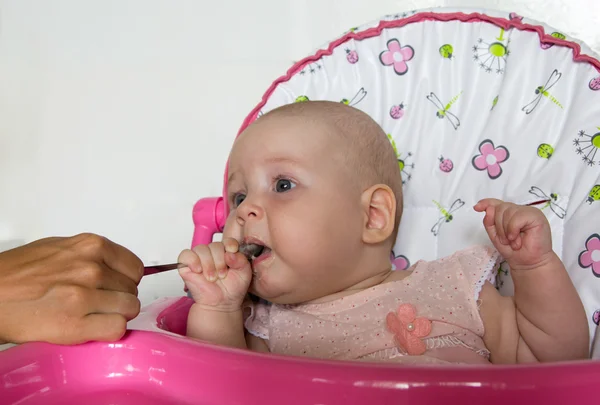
479 266 588 363
178 238 259 350
246 332 270 352
511 253 587 361
187 305 247 349
475 199 589 363
187 305 270 351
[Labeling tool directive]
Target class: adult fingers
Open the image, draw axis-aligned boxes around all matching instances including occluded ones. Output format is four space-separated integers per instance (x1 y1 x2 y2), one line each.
88 288 141 320
67 261 138 295
71 313 129 344
22 287 140 345
70 233 144 284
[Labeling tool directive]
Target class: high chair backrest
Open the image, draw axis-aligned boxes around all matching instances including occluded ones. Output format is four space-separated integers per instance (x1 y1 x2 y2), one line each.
194 7 600 347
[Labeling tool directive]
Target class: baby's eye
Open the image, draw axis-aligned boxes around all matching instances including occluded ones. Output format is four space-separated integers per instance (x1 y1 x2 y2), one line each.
232 193 246 207
274 178 296 193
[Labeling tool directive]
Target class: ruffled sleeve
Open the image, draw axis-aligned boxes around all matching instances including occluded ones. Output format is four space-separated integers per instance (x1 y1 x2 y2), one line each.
243 299 271 340
455 245 503 301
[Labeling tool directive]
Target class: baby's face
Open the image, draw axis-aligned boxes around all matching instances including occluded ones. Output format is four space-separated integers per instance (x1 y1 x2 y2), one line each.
223 114 367 304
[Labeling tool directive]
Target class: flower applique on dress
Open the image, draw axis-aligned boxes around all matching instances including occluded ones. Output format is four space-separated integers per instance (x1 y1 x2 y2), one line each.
385 303 432 355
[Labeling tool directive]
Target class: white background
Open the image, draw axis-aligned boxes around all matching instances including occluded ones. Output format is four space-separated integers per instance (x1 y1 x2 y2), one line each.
1 0 600 307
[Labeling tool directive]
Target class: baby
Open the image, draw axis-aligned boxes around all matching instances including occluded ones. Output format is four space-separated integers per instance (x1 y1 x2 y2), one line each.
178 101 589 364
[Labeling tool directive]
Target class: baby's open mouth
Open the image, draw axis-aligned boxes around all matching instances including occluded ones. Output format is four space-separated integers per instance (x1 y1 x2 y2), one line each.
239 243 271 262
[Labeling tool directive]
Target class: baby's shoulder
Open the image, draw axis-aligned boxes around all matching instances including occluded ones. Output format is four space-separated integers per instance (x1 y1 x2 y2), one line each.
387 244 502 287
386 268 414 283
420 244 500 268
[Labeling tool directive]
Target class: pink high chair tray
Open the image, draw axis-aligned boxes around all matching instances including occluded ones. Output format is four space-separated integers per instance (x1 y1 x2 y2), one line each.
1 296 599 405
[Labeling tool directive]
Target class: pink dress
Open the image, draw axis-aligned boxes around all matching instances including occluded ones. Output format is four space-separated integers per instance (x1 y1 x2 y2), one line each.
244 245 502 364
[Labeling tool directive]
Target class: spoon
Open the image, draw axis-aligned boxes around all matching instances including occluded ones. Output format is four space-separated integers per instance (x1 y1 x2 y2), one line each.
143 243 264 276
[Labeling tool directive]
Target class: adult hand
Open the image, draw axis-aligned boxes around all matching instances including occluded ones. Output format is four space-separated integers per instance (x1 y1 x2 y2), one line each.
0 233 143 345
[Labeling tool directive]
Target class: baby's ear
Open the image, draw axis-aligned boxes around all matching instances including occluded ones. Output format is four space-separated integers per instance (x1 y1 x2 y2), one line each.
360 184 396 244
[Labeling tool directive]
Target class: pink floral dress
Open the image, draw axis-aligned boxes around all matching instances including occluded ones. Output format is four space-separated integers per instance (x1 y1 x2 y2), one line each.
244 245 501 364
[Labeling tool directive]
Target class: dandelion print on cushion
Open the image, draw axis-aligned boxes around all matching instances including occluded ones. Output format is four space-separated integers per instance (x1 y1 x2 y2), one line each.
573 127 600 167
387 134 414 184
472 27 510 74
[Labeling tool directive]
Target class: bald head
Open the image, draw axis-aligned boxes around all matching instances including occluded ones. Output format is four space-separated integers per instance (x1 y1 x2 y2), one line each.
254 100 404 238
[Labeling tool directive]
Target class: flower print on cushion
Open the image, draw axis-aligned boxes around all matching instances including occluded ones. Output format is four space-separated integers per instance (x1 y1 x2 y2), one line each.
386 303 432 355
472 139 510 180
379 39 415 75
390 250 410 270
578 233 600 277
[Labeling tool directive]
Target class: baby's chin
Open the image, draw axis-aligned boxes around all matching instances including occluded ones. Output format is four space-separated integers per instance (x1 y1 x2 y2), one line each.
249 279 303 305
249 280 325 305
249 281 286 304
248 260 324 304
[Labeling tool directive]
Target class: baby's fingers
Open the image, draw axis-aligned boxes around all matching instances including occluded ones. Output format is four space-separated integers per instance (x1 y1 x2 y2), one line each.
225 251 250 271
493 205 509 245
223 237 250 273
206 243 228 281
504 207 522 241
177 249 202 273
474 199 501 229
474 198 504 213
506 208 536 247
222 237 240 254
500 205 522 248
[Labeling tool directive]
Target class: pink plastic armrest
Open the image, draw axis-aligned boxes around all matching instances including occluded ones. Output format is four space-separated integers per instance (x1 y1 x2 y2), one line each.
191 197 225 248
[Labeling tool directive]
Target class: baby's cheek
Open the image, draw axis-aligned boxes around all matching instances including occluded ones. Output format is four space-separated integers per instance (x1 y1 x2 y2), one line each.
275 215 329 262
276 195 360 258
317 205 363 252
222 213 241 240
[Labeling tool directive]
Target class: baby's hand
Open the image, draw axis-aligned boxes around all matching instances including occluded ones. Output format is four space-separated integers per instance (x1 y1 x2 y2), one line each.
474 198 553 271
178 238 252 312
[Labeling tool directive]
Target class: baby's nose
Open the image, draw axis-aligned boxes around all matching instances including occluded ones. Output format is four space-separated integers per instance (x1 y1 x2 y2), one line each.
236 200 264 222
